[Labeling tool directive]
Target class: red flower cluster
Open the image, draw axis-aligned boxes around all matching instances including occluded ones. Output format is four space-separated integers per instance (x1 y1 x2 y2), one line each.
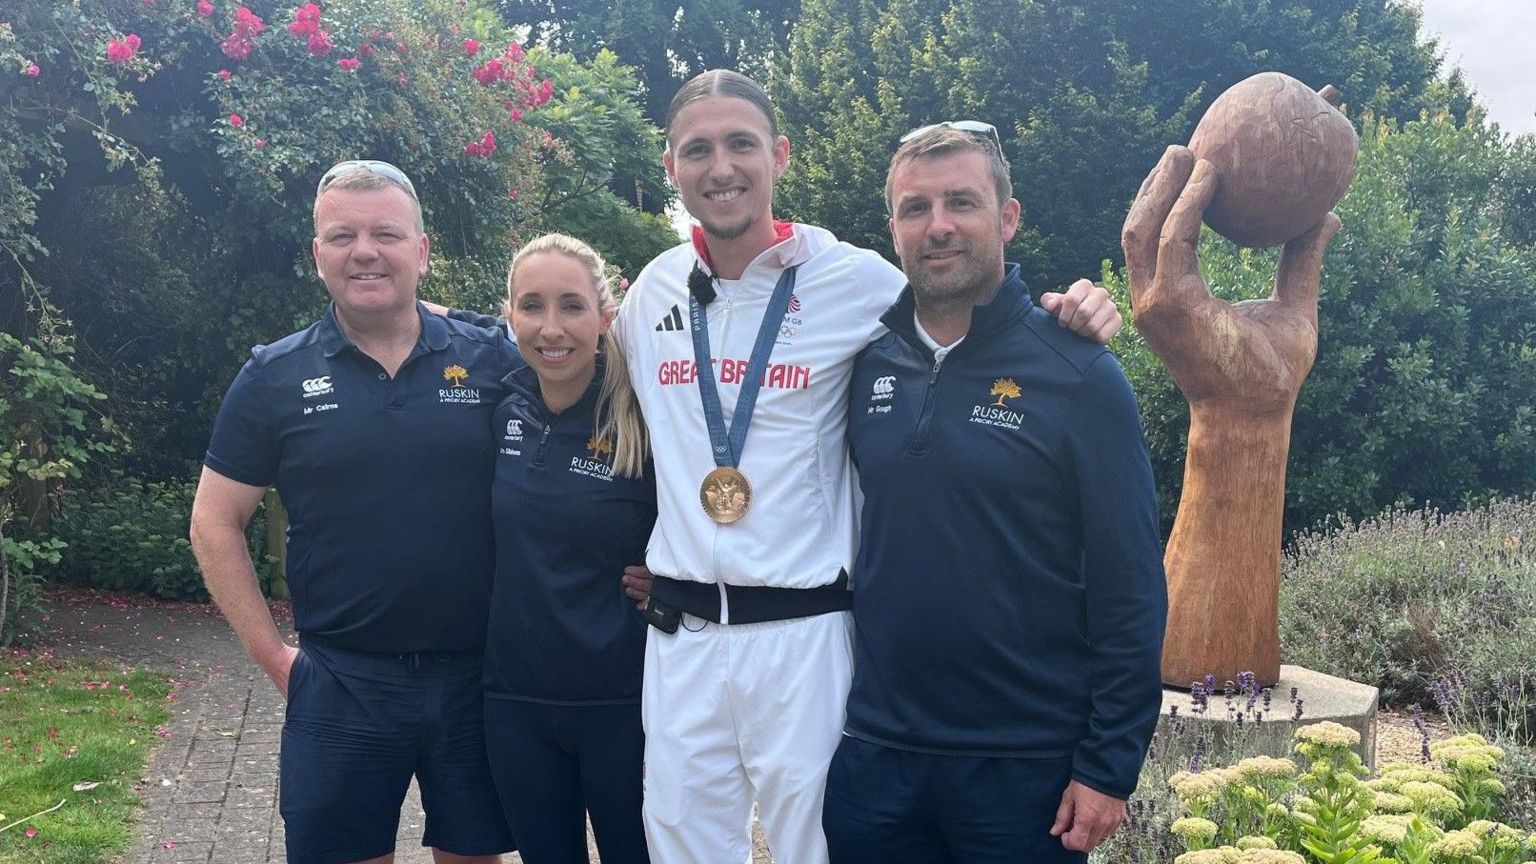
196 0 214 17
229 113 244 128
469 41 526 85
463 38 480 56
337 57 360 71
25 63 40 77
288 4 333 56
218 68 232 80
220 7 265 60
464 129 496 157
106 34 142 65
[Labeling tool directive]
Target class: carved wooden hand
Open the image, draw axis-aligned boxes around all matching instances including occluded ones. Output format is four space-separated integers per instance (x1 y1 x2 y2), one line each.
1123 145 1342 687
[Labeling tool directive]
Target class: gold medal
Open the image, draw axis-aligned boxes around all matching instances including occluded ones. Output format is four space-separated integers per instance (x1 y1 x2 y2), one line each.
700 466 752 524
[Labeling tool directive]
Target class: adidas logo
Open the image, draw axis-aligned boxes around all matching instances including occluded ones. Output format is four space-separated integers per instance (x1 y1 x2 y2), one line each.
655 305 685 332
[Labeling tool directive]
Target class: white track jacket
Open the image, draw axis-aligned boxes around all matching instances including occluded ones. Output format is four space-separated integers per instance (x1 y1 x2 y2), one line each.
615 223 903 590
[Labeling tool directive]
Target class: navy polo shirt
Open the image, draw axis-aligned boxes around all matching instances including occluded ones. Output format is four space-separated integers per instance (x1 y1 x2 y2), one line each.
204 303 521 654
483 363 655 704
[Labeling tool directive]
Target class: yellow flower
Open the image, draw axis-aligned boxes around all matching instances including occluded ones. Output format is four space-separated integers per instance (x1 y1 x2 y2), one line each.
1236 835 1278 850
1293 721 1361 748
1239 851 1305 864
1174 849 1243 864
1172 817 1220 844
1235 756 1298 780
1359 814 1413 845
1399 780 1463 816
1429 829 1482 857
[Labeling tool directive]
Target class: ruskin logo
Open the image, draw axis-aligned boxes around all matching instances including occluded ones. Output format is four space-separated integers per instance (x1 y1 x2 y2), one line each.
989 378 1021 406
443 364 470 387
971 377 1025 430
586 435 614 460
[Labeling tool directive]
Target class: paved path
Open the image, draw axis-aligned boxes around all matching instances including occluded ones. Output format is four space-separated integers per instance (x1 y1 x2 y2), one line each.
39 589 772 864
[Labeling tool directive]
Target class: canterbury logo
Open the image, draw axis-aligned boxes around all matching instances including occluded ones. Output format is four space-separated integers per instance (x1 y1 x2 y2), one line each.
871 375 895 401
301 376 333 397
655 305 685 332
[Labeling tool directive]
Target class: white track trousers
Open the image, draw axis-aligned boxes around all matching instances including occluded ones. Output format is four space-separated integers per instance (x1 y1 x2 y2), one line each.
642 611 854 864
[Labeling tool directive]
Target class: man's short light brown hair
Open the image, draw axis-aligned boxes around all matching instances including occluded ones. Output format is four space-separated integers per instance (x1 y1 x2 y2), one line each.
312 168 425 234
885 125 1013 212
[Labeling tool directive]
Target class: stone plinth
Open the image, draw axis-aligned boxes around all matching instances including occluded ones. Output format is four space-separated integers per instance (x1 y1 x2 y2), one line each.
1156 665 1379 771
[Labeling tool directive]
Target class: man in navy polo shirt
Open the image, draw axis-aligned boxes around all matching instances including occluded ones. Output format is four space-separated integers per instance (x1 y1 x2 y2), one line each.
821 124 1167 863
189 161 516 864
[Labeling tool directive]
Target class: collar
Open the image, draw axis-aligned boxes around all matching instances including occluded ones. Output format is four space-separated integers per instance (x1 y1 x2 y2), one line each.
318 301 450 358
689 220 810 277
501 353 608 417
879 264 1032 347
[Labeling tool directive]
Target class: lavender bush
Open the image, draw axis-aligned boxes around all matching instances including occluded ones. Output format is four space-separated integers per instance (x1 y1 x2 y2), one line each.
1279 499 1536 740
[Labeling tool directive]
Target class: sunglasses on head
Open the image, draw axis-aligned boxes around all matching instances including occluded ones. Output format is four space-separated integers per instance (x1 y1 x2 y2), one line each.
899 120 1002 151
316 159 419 200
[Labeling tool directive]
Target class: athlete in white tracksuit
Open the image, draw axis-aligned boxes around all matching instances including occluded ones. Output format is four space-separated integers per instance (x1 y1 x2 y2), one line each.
619 70 1120 864
615 222 903 864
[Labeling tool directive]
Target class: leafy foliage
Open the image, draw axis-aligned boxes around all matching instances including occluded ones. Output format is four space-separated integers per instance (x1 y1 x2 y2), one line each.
497 0 799 121
1279 499 1536 739
775 0 1459 293
48 474 276 602
2 0 675 479
0 312 112 646
1106 112 1536 536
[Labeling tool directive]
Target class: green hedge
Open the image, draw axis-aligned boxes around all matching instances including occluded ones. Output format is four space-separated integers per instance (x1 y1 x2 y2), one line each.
50 474 276 601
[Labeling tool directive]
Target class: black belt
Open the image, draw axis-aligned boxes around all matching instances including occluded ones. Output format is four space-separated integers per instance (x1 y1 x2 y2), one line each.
651 571 852 625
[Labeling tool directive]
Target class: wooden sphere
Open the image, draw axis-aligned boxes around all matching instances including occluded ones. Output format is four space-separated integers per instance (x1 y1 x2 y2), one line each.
1188 72 1359 247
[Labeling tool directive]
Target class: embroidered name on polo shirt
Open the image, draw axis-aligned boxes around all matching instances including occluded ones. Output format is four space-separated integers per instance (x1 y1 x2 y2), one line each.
439 363 482 404
970 378 1024 430
569 436 615 482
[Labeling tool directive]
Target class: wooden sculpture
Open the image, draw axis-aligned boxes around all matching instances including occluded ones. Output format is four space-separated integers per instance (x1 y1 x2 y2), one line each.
1122 73 1358 687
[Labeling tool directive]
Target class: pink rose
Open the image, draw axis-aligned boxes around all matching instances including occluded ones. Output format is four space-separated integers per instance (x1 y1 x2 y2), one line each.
218 68 232 80
25 63 40 77
106 35 141 64
228 113 244 128
463 38 480 56
509 108 522 122
307 30 333 56
337 56 359 71
254 138 268 149
196 0 214 17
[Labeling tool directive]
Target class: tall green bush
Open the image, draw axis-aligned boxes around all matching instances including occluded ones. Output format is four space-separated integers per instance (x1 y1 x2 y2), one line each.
2 0 676 479
0 311 112 644
48 474 274 602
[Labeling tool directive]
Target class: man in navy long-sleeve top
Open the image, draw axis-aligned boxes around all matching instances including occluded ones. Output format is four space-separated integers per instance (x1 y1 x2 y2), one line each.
821 123 1167 863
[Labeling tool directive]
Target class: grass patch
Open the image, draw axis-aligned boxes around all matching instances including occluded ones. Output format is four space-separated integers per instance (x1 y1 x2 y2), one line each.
0 650 171 864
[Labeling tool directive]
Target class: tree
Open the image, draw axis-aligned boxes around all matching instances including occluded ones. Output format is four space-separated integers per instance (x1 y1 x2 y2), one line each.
497 0 799 122
1105 111 1536 536
1 0 676 478
775 0 1462 292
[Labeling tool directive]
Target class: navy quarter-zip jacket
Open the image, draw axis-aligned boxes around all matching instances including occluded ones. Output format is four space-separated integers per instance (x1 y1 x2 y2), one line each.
844 266 1167 799
483 362 656 704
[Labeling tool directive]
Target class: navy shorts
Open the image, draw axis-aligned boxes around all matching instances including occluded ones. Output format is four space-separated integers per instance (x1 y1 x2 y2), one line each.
280 641 515 864
822 736 1088 864
483 698 648 864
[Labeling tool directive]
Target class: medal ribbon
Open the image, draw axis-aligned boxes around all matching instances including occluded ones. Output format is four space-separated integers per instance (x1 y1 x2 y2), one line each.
688 264 799 468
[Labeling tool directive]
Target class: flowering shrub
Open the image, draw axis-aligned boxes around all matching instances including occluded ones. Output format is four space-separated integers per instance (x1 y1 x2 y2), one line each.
1161 724 1536 864
2 0 674 486
1280 499 1536 742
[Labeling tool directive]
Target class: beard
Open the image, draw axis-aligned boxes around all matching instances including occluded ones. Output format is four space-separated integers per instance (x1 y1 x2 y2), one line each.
904 245 995 310
694 211 756 242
